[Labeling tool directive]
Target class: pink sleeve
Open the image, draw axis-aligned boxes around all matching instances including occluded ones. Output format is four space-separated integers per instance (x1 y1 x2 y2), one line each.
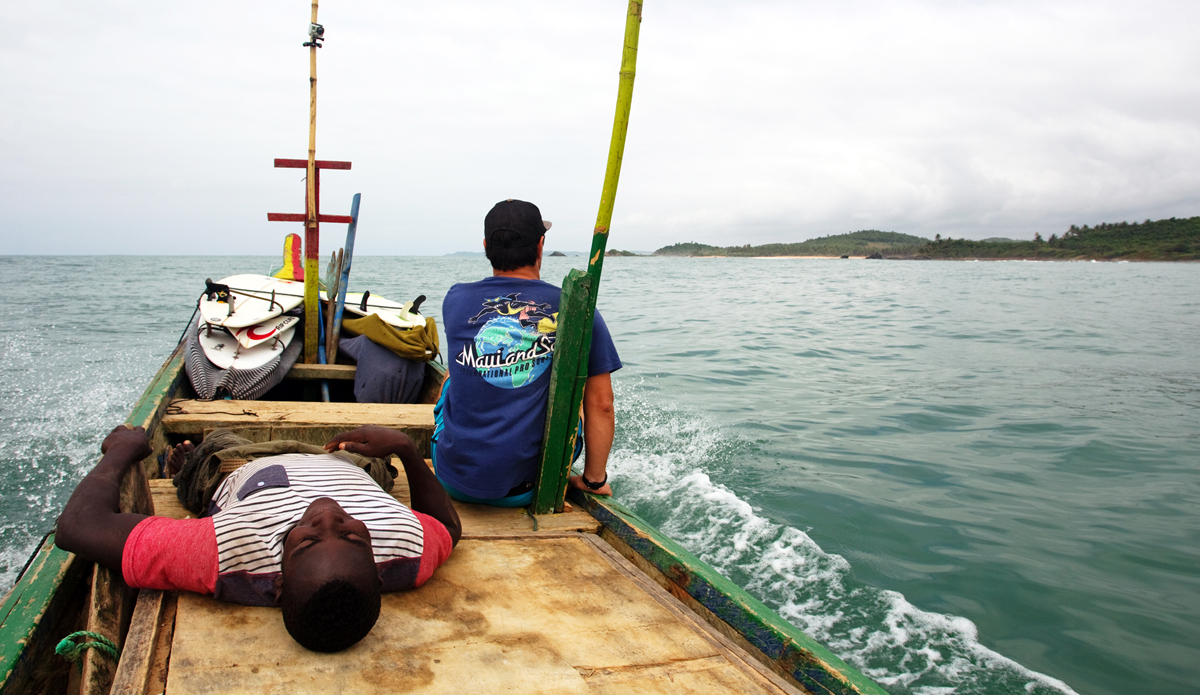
413 511 453 587
122 516 218 595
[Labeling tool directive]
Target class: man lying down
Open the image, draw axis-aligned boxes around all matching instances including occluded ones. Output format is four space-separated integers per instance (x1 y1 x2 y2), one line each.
55 424 462 653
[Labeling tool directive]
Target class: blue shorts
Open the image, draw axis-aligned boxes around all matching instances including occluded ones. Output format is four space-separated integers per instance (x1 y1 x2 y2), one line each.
431 385 583 508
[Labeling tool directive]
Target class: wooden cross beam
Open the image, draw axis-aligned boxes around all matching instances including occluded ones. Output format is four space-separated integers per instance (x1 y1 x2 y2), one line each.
267 157 353 363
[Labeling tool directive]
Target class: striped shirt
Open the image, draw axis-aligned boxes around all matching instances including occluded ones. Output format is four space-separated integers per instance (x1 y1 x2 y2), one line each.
122 453 451 606
210 454 426 604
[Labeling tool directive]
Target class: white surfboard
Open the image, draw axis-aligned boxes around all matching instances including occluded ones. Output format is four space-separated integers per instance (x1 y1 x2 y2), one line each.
200 274 305 329
231 314 300 349
322 290 424 329
197 318 296 370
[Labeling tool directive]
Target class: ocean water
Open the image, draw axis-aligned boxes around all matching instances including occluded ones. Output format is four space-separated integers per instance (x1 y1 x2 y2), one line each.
1 255 1197 695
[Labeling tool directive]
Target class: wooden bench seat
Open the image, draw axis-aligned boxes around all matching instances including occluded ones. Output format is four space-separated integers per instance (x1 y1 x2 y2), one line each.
160 398 436 455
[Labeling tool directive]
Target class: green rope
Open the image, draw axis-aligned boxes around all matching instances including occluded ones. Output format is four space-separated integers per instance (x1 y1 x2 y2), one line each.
56 631 120 664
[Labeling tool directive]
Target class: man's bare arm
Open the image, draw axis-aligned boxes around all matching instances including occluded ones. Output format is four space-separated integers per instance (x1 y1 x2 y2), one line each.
569 372 615 496
56 425 153 575
326 426 462 547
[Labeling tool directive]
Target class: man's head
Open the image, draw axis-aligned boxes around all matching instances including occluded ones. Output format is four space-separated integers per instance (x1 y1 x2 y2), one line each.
278 498 381 652
484 199 552 272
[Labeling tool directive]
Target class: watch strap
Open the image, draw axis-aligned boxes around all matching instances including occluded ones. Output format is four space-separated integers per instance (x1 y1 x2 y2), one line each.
582 472 607 490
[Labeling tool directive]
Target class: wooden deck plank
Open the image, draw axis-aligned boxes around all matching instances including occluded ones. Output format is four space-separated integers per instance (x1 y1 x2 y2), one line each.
284 363 356 380
145 593 179 695
165 538 793 695
574 492 888 695
161 399 434 434
111 589 167 695
79 565 129 695
582 535 808 695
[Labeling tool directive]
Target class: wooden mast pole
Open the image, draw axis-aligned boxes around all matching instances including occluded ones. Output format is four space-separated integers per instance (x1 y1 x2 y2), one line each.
532 0 642 514
303 0 321 363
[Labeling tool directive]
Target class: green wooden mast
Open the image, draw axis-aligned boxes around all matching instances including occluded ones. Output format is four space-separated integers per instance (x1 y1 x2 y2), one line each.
532 0 643 514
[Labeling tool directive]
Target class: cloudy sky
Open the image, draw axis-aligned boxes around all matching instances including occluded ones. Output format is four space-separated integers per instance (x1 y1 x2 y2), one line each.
4 0 1200 255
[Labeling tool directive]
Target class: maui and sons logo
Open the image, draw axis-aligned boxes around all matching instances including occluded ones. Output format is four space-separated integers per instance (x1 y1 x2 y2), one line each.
456 293 558 389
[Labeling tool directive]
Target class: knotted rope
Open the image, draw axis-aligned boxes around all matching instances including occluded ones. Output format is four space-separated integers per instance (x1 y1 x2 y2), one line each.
56 631 120 665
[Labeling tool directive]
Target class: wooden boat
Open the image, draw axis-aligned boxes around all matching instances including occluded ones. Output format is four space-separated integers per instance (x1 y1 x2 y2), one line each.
0 4 888 694
0 349 888 695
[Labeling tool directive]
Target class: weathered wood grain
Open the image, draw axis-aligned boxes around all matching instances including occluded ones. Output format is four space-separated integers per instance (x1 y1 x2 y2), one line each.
284 363 356 380
533 269 593 514
572 491 890 695
162 399 434 432
0 536 87 695
145 593 178 695
110 590 166 695
79 566 131 695
166 538 794 695
583 535 809 695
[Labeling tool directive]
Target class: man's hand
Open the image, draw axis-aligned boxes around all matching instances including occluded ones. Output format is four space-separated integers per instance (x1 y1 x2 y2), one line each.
101 425 151 460
56 423 153 574
330 425 462 547
568 474 612 497
325 426 414 459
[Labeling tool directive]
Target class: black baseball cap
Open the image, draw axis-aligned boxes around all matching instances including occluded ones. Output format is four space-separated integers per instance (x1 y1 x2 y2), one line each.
484 199 553 249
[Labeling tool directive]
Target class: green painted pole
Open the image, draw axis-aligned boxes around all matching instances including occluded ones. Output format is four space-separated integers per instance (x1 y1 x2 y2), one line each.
532 0 642 514
585 0 643 285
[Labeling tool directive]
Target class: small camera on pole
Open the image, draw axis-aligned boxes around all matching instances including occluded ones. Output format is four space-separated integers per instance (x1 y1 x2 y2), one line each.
303 23 325 48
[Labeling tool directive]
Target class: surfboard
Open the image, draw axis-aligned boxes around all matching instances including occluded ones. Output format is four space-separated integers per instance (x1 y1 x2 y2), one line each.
196 317 297 370
321 290 424 329
200 274 305 329
231 314 300 349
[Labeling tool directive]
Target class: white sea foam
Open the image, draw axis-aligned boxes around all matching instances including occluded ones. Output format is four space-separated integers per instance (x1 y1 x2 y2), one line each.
0 330 151 593
600 383 1079 695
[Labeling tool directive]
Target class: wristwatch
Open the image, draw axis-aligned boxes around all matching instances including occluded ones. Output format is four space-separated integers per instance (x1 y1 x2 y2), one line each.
581 472 607 490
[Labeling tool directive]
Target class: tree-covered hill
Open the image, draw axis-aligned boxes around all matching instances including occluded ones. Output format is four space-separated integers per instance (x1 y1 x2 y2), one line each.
651 217 1200 260
916 217 1200 260
653 230 929 257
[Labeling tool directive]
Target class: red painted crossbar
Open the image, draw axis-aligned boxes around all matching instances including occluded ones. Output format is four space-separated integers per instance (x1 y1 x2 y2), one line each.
267 213 354 224
273 158 352 170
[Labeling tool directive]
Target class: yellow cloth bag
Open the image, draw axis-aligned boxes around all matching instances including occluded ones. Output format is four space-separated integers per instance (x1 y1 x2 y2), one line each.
340 314 440 363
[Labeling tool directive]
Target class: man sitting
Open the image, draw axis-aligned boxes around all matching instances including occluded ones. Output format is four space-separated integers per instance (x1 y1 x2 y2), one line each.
55 424 461 653
434 199 622 506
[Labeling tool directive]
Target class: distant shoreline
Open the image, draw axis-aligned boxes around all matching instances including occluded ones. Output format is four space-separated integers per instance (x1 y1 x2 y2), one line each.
653 217 1200 262
683 255 1196 262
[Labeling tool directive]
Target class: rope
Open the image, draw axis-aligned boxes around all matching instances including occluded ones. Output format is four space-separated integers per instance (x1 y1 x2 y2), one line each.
525 507 539 532
174 299 201 348
56 631 120 665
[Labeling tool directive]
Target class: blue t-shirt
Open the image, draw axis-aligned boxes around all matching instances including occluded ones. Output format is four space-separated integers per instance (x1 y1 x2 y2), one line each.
437 276 622 498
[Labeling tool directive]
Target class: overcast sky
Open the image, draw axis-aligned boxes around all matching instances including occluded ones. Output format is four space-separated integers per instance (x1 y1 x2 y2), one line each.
4 0 1200 255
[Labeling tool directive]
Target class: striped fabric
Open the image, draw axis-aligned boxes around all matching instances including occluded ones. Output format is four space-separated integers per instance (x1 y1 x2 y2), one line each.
184 319 302 400
209 454 425 605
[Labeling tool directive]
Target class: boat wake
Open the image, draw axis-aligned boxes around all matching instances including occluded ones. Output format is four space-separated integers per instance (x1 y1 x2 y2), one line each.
602 382 1078 695
0 331 149 595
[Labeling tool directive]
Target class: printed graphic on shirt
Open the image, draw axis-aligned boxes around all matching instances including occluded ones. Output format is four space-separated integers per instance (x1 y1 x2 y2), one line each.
457 293 558 389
